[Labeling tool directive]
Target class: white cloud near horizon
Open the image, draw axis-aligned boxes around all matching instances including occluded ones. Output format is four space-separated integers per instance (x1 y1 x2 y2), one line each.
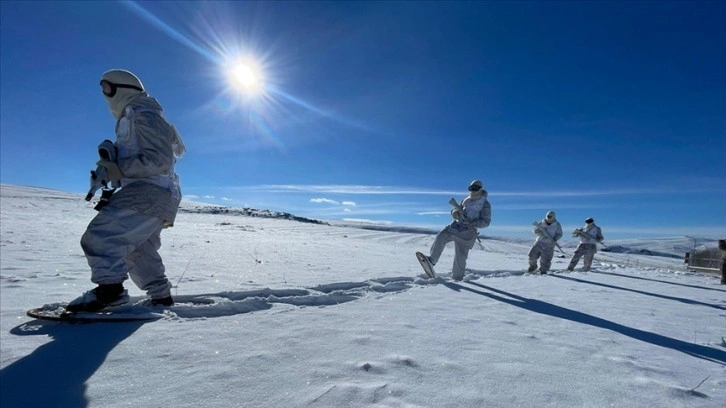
240 184 718 198
310 198 339 205
341 218 393 225
489 224 725 239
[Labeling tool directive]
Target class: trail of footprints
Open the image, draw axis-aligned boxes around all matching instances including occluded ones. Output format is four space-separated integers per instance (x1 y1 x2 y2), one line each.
166 269 537 319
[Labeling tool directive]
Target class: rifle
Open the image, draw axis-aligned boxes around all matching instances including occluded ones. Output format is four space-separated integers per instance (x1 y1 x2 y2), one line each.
448 197 464 217
85 166 109 202
85 139 118 210
572 229 609 250
448 197 483 246
533 221 566 255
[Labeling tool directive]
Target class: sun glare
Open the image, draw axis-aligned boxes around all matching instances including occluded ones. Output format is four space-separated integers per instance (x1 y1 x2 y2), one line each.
227 61 264 96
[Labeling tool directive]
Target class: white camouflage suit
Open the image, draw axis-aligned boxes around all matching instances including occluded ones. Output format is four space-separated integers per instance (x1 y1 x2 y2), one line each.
82 70 185 300
568 221 604 271
429 185 491 281
528 216 563 273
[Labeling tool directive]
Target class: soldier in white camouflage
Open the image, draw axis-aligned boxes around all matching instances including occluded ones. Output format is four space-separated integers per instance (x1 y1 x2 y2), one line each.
67 69 185 312
528 211 563 274
567 217 604 272
423 180 491 281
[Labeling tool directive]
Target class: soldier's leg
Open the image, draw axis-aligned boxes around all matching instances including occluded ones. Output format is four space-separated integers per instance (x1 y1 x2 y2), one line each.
539 244 555 273
127 227 172 299
528 243 541 272
429 227 453 265
452 242 470 281
583 245 597 271
81 207 163 285
568 245 585 271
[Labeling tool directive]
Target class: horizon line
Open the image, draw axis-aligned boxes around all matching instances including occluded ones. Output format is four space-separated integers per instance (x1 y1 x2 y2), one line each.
204 184 720 198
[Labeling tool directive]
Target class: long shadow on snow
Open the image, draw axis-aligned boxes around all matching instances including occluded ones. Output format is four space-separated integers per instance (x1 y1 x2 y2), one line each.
444 281 726 365
590 270 726 292
552 274 726 310
1 320 145 408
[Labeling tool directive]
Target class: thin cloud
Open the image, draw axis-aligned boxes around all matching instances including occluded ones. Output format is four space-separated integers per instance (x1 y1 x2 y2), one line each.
603 225 726 237
242 184 716 198
494 203 608 211
489 224 725 238
310 198 339 205
342 201 356 206
342 218 393 225
417 211 448 216
247 184 461 196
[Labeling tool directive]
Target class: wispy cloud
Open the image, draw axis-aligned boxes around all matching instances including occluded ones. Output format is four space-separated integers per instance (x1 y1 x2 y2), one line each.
494 203 609 211
493 188 689 198
488 224 726 239
241 184 715 198
342 201 356 206
342 218 393 225
602 225 726 237
248 184 461 196
310 198 339 205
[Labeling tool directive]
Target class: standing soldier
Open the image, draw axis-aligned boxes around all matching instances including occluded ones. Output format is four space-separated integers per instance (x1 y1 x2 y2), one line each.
528 211 563 274
67 69 185 312
419 180 491 281
567 217 604 272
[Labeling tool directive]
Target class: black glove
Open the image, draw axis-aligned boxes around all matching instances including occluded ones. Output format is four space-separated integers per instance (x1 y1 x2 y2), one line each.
93 188 115 211
96 140 122 182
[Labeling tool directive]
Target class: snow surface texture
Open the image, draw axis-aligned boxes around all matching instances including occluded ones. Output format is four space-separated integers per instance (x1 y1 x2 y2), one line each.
1 184 724 408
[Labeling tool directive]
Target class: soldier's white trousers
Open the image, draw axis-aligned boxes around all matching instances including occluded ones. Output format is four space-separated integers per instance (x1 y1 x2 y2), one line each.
529 241 555 272
81 207 172 299
569 243 597 271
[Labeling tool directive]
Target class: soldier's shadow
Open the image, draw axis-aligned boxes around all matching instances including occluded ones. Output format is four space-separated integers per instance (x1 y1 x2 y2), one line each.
1 320 145 408
444 281 726 365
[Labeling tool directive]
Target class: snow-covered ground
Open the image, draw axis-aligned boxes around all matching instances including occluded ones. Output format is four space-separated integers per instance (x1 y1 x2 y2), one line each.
1 184 724 408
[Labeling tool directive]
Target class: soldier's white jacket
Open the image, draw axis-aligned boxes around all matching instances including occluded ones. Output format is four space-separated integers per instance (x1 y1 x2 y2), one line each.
534 219 563 244
446 191 492 248
576 223 604 244
107 94 185 227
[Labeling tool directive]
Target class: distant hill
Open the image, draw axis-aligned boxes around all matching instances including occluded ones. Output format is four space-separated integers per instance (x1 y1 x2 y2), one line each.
179 203 327 225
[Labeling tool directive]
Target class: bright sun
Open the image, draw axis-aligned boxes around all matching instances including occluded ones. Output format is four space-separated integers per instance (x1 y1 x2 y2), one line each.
227 61 264 95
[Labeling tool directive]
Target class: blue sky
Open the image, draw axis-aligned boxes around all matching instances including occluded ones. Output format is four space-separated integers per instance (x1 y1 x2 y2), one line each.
1 1 724 240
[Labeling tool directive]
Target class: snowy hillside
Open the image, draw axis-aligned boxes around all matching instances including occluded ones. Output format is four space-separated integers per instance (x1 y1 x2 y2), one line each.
1 184 724 408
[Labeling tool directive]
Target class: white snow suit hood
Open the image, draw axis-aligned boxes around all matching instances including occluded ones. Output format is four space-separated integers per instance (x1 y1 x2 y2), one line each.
101 69 146 120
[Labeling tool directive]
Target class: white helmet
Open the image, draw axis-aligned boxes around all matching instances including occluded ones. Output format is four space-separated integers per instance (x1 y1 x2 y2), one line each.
100 69 145 119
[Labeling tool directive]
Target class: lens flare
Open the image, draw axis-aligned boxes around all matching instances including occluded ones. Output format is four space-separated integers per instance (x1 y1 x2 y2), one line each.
121 1 376 152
